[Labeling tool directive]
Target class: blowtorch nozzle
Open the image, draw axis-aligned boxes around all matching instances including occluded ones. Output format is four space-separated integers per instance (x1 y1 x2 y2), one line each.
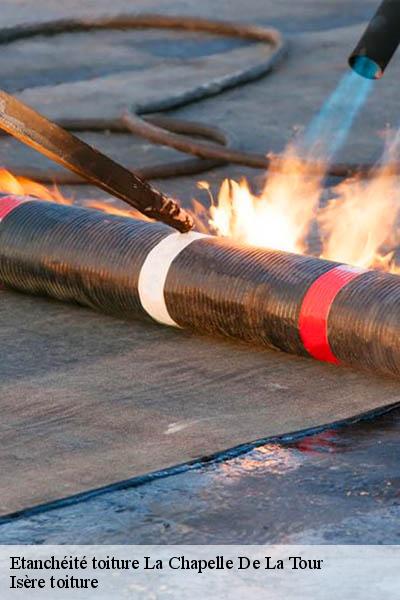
349 0 400 79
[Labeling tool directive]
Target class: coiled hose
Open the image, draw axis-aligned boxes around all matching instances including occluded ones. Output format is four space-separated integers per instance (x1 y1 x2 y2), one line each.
1 13 397 182
1 195 400 379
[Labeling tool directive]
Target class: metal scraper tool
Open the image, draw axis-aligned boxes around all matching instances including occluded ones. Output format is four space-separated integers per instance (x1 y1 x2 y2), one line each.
0 90 193 232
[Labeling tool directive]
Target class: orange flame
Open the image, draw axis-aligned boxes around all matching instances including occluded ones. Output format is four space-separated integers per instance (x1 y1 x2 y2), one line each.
2 147 400 276
0 168 71 204
319 170 400 272
202 139 400 274
319 136 400 272
0 168 145 220
208 151 324 254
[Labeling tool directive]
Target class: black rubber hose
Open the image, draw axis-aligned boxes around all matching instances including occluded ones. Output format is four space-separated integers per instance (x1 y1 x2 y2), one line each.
0 14 394 182
0 15 284 182
121 111 384 178
1 196 400 379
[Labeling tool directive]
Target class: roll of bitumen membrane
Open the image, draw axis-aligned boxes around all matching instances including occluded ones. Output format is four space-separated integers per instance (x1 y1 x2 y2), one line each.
1 194 400 378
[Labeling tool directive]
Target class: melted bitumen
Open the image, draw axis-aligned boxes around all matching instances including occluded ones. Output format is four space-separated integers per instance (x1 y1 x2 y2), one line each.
1 406 400 544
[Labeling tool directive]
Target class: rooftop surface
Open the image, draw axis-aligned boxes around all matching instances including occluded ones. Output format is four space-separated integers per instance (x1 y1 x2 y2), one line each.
1 0 399 543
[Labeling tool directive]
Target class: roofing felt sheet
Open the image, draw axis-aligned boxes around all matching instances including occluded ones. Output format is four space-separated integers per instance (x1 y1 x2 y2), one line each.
1 288 400 517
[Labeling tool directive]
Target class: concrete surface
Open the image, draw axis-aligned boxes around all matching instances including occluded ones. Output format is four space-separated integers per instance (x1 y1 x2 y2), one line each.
0 0 400 540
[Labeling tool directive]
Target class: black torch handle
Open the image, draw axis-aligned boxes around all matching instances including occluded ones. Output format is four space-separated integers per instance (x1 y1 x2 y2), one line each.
0 90 193 232
349 0 400 78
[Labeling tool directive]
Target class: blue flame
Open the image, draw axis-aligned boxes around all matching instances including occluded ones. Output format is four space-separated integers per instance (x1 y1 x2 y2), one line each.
351 56 381 80
295 70 374 163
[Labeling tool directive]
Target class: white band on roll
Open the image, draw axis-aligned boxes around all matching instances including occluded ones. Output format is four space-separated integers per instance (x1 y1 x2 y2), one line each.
138 231 208 327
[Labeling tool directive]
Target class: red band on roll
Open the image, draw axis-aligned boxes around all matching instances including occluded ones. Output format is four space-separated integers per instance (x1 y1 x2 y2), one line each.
299 265 365 364
0 196 27 222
